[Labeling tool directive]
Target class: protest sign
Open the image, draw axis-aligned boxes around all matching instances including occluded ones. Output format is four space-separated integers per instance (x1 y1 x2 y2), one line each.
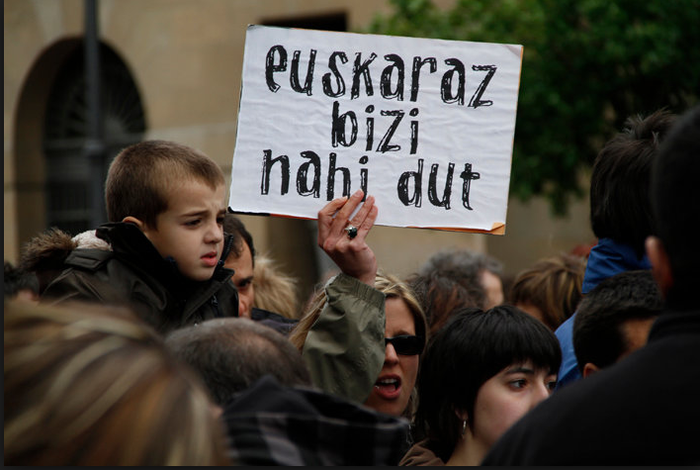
229 25 522 234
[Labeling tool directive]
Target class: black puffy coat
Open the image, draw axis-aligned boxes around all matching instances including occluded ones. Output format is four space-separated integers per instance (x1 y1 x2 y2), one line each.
41 222 238 335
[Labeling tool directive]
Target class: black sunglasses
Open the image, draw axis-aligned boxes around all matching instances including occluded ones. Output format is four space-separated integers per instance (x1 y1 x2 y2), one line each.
385 335 424 356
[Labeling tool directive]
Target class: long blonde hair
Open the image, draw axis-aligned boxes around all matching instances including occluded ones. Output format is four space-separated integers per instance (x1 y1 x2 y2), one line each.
4 299 231 466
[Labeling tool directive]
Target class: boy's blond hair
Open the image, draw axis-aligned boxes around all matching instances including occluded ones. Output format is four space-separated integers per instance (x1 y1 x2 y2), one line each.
105 140 225 228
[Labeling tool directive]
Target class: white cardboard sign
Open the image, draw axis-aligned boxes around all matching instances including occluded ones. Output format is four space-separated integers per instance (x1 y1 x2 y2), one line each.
229 25 522 234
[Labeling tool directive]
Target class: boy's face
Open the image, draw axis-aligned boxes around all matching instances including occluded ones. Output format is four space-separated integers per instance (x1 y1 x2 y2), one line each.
142 180 226 281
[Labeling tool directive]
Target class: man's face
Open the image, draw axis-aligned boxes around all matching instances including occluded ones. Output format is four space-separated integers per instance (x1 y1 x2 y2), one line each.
141 180 225 281
224 240 255 318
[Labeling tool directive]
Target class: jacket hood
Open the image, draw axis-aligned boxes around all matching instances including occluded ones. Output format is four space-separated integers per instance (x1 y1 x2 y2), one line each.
20 227 78 274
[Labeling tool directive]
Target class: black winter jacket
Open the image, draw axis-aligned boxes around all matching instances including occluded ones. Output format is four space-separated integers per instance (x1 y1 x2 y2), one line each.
41 222 238 335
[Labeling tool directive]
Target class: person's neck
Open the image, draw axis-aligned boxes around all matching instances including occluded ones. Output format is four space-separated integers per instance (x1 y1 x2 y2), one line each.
445 433 487 466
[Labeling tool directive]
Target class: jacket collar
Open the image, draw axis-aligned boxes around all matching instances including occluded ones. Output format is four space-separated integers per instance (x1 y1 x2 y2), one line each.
582 238 651 294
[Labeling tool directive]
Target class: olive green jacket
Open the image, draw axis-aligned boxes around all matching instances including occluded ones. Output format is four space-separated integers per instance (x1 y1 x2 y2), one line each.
302 273 386 404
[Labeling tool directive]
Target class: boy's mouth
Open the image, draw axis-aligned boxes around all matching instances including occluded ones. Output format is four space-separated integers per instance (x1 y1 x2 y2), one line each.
201 252 219 267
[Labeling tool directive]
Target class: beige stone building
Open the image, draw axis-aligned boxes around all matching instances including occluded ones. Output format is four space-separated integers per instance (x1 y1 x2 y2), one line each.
4 0 594 302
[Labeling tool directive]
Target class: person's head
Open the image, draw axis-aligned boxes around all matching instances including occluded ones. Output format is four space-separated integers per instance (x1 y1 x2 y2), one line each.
419 248 504 310
165 317 311 406
573 270 662 378
106 140 227 281
407 269 482 336
4 299 230 465
646 105 700 307
4 261 39 302
252 254 300 319
290 271 427 418
415 305 561 464
223 213 256 318
510 253 587 331
590 109 677 258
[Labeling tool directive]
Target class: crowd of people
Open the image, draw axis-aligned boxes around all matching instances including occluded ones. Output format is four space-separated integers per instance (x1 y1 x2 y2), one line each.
4 104 699 465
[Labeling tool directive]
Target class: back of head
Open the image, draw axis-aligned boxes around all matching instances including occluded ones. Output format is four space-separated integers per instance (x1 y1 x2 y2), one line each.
4 300 230 465
106 140 225 227
590 109 676 257
407 270 483 336
510 253 586 331
418 248 504 310
419 248 503 281
573 270 663 372
650 105 700 303
415 305 561 461
165 317 312 405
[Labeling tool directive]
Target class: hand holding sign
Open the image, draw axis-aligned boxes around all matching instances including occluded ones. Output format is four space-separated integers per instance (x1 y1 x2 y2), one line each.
318 190 378 286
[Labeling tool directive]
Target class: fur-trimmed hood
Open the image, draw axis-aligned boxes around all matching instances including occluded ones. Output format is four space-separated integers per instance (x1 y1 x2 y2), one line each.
20 228 111 293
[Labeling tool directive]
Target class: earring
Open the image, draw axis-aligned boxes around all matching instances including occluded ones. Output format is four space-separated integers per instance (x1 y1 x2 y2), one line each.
461 419 467 436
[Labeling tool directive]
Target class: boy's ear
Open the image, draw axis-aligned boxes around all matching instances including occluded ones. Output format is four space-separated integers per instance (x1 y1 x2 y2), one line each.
645 236 673 297
122 216 145 230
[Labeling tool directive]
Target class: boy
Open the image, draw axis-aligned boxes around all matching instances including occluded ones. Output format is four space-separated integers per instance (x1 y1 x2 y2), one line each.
41 140 238 334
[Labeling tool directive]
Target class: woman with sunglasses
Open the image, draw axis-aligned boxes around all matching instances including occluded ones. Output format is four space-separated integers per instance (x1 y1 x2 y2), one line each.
400 305 561 466
290 270 427 419
289 190 427 422
361 272 427 418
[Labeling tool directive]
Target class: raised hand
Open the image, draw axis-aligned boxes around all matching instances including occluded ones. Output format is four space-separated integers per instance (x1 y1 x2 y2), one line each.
317 190 378 286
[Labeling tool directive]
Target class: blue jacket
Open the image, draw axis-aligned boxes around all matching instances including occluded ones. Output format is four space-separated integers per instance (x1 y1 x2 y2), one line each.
555 238 651 389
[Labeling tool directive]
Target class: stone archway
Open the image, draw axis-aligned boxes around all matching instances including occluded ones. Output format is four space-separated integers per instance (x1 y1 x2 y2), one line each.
14 38 146 247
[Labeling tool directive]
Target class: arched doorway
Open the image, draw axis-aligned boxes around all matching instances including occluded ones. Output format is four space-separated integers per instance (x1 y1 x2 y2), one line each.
14 38 146 248
43 43 146 235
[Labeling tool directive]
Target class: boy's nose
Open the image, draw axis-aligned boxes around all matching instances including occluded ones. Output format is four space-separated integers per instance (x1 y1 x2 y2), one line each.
206 221 224 243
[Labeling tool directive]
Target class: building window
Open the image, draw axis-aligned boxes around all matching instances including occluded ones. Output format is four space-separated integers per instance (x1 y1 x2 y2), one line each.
43 44 146 235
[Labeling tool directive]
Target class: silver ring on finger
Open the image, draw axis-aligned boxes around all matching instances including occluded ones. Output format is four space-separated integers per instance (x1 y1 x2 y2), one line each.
345 225 358 240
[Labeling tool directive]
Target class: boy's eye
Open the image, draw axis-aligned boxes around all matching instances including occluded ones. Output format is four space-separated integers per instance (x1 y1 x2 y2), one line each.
185 219 201 227
547 380 557 391
216 216 225 225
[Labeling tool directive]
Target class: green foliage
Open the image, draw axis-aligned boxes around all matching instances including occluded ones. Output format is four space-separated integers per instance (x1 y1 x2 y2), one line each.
364 0 700 215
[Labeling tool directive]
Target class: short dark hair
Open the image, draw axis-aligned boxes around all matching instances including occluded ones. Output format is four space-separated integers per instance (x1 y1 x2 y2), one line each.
650 105 700 296
573 270 663 372
224 212 256 265
589 109 676 257
414 305 561 462
165 317 311 405
106 140 225 227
